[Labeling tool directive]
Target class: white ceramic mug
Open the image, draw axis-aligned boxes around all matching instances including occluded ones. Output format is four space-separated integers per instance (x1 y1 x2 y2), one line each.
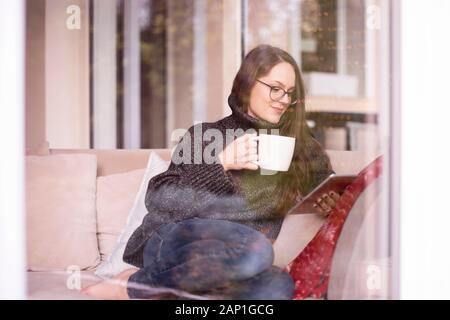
250 134 296 171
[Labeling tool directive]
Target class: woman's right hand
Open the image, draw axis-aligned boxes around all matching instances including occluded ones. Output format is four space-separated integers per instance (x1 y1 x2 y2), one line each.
217 133 259 171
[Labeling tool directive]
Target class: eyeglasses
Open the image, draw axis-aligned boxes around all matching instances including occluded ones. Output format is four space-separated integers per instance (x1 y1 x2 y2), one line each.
256 79 298 105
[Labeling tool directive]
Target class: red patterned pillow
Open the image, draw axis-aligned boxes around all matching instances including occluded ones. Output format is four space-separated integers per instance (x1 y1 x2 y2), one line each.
285 155 383 299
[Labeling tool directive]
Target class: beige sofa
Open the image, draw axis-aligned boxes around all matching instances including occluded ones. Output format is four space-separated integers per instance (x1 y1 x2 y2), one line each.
27 148 382 300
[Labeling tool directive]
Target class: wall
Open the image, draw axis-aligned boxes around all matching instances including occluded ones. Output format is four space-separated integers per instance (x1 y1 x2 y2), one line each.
45 0 90 148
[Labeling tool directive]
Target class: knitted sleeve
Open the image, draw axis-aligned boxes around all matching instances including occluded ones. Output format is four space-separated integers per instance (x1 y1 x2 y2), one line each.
143 123 238 220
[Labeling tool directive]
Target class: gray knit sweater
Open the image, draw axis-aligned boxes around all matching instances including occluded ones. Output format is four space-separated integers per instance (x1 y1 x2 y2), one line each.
123 93 331 268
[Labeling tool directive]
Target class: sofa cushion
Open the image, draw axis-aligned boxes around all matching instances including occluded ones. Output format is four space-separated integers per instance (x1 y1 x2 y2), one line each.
95 152 170 279
326 150 380 175
26 154 100 271
27 271 100 300
96 168 146 261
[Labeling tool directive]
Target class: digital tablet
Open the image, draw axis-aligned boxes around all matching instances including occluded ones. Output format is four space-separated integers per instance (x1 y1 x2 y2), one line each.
287 174 357 215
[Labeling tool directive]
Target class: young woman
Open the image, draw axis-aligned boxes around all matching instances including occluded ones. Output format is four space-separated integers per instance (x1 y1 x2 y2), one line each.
83 44 340 300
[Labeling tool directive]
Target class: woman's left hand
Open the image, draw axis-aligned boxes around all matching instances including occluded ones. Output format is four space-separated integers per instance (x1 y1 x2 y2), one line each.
313 191 341 217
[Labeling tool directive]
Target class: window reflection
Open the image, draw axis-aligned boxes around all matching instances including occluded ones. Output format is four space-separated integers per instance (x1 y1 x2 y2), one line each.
301 0 338 74
244 0 391 299
25 0 393 299
245 0 383 154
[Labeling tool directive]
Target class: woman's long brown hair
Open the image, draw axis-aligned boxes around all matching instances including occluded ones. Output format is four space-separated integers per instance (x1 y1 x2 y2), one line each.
231 44 333 216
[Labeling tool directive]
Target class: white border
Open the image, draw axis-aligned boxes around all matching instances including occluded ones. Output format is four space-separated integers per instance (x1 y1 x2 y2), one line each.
398 0 450 299
0 0 26 299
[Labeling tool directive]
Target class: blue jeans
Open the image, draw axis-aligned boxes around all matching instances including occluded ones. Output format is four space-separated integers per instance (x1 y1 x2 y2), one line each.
127 218 295 300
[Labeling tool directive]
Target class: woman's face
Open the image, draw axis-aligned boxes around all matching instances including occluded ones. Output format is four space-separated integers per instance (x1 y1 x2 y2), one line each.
247 61 296 124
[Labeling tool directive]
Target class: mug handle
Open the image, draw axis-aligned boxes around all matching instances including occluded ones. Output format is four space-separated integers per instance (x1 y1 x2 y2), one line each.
249 135 259 166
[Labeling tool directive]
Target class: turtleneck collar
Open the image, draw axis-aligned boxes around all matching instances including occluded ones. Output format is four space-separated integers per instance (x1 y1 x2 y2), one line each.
227 93 281 130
